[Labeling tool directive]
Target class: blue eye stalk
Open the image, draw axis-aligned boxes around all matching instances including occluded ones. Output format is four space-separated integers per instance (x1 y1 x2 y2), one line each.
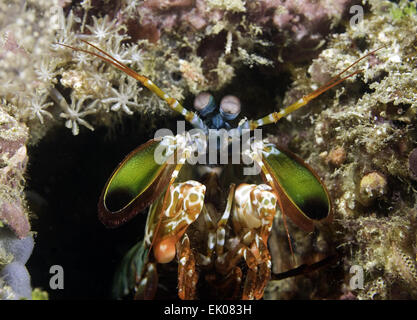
193 93 242 130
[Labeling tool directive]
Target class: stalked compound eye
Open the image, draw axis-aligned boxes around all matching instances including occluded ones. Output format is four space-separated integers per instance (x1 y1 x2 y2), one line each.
193 92 216 117
219 95 241 121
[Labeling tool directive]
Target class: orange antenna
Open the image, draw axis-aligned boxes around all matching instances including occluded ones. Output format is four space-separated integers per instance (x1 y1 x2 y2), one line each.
56 40 207 130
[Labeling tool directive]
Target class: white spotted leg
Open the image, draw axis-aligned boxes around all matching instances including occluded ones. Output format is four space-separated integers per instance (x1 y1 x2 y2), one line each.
134 262 158 300
196 205 217 266
216 184 235 256
177 234 199 300
203 183 277 299
196 184 236 267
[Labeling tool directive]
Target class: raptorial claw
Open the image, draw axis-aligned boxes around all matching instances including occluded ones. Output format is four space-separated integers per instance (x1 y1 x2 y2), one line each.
145 181 206 264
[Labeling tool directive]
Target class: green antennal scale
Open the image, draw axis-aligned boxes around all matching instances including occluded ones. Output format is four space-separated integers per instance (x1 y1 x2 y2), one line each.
98 139 178 227
261 144 332 232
